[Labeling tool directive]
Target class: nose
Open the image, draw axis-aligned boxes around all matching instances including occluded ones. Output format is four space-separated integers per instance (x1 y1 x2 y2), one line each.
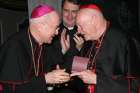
68 11 73 19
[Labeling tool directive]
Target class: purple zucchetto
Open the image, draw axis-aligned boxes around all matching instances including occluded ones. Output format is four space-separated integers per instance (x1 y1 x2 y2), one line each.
31 4 54 19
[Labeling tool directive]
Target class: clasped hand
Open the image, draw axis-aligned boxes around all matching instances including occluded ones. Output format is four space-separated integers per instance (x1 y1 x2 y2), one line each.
71 70 97 84
45 65 96 85
60 29 84 54
44 65 70 84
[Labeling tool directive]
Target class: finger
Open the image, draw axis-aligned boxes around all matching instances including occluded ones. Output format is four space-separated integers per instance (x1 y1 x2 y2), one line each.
74 35 84 44
60 32 67 51
74 34 81 41
59 71 70 76
57 78 69 84
66 35 70 43
70 72 81 77
56 76 70 83
65 35 70 47
79 37 84 42
73 37 79 44
75 34 84 40
59 76 70 81
61 31 69 46
61 29 67 41
60 34 65 47
59 78 70 83
61 28 66 37
56 64 60 70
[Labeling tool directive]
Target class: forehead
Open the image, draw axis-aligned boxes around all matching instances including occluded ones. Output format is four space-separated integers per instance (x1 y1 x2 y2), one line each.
49 12 60 23
49 12 59 19
77 10 92 22
63 1 79 10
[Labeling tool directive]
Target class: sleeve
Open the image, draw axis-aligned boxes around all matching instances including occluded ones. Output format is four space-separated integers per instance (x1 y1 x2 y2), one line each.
0 41 54 93
95 72 130 93
127 38 140 77
0 41 26 81
93 35 138 93
1 75 53 93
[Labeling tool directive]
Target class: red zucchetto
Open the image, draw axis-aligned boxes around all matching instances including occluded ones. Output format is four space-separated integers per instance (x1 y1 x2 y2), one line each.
80 4 101 12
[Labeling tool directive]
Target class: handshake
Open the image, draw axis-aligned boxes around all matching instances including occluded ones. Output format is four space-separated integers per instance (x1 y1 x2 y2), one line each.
44 65 78 85
44 64 97 90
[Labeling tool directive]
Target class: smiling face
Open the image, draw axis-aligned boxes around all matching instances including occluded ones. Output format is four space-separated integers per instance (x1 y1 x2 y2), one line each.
62 1 79 27
40 12 60 44
30 11 60 44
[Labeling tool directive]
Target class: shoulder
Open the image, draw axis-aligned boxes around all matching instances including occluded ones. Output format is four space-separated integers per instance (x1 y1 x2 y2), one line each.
0 31 27 52
106 24 129 43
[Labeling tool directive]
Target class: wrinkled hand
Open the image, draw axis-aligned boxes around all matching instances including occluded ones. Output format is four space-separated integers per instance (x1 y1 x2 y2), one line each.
60 29 70 54
45 65 70 84
73 34 84 51
71 70 96 84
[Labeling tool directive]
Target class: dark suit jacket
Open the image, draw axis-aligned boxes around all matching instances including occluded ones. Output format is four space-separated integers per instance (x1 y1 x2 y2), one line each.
51 23 86 93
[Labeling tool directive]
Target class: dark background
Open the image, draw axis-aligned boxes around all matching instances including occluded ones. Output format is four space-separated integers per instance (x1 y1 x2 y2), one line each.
0 0 28 45
0 0 139 45
80 0 139 41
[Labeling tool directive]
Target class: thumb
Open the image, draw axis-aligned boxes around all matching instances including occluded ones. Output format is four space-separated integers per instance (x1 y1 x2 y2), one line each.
56 64 60 70
66 35 70 47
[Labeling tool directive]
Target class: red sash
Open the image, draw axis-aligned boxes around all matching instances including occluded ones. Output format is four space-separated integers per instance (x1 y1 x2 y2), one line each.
88 84 94 93
86 69 96 93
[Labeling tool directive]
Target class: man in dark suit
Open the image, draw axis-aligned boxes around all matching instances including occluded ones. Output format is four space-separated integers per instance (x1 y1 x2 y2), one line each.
52 0 86 93
0 4 70 93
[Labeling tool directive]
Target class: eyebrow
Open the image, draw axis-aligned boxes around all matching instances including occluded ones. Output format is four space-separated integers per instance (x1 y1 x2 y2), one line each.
63 8 79 12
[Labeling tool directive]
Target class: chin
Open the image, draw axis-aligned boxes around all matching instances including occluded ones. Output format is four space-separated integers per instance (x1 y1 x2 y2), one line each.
85 37 91 41
46 40 52 44
47 37 53 44
67 22 74 27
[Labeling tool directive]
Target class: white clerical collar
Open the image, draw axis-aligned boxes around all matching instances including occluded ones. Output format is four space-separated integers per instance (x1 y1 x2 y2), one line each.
63 24 74 30
67 27 74 30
